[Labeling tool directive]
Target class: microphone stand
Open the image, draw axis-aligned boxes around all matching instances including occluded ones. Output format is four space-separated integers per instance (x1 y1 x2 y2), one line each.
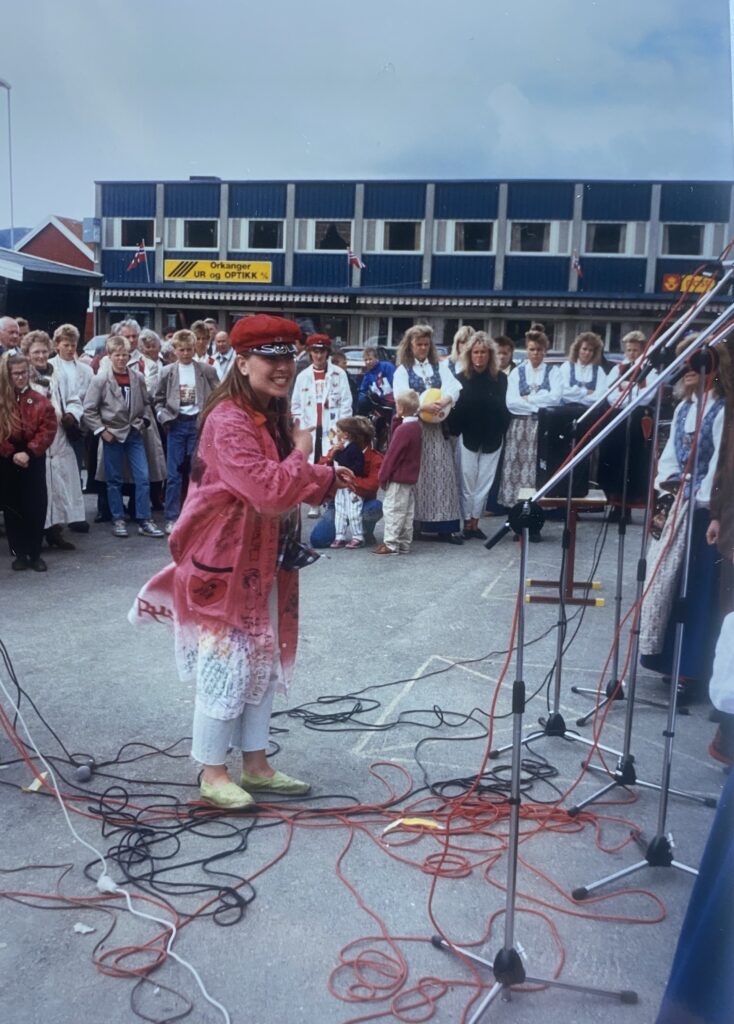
488 416 620 762
432 504 638 1019
572 364 717 900
572 398 668 723
567 384 716 820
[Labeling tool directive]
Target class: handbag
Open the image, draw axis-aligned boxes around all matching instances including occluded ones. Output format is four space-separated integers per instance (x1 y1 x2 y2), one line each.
650 489 676 540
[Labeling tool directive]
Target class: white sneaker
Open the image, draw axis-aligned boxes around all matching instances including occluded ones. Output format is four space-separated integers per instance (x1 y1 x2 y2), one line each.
307 506 321 519
164 520 176 535
138 519 165 538
112 519 128 538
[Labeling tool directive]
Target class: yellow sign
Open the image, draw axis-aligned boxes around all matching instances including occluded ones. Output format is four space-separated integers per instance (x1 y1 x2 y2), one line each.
662 272 715 295
164 259 272 283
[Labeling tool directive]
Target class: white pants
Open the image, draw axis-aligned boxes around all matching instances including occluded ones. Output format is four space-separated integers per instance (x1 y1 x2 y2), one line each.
191 669 277 765
334 489 364 540
382 481 415 552
460 442 502 520
190 587 279 765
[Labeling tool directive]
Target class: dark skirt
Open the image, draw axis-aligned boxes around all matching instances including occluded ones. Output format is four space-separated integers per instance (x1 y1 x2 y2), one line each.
640 509 721 681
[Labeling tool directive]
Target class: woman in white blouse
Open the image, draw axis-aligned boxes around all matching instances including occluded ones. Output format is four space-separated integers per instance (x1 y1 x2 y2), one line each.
498 323 561 539
559 332 608 407
392 325 464 544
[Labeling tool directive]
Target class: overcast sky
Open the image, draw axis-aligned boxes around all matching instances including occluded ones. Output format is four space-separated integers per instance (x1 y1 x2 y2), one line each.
0 0 732 229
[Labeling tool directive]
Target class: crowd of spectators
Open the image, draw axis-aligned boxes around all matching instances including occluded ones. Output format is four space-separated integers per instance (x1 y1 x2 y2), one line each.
1 312 732 766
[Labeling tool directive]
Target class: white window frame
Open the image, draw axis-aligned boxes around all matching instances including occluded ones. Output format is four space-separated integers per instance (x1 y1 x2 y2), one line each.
294 219 353 252
506 220 571 255
165 217 219 250
582 221 648 257
660 222 722 258
229 217 285 252
104 218 156 249
363 219 424 254
434 219 496 254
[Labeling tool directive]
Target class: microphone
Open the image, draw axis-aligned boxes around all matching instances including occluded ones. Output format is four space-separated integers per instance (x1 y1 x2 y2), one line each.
686 348 718 375
485 521 511 550
74 758 95 783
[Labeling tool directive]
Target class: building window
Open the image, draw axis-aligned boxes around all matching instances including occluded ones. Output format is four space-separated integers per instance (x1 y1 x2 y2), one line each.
510 222 550 252
662 224 703 256
435 221 494 253
315 221 351 250
120 219 154 247
585 223 626 254
183 219 218 248
248 220 283 249
384 221 421 251
455 222 493 252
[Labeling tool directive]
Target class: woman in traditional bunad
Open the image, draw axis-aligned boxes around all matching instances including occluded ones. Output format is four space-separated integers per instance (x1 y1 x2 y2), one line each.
392 324 464 544
639 346 725 694
25 331 85 551
498 323 561 540
130 315 354 810
559 331 608 407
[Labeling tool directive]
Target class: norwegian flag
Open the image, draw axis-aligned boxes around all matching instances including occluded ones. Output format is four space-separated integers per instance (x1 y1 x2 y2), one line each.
126 240 147 272
572 251 583 278
347 249 365 270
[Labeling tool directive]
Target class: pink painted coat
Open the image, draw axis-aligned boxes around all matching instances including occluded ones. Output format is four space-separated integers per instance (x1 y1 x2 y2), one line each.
129 399 335 702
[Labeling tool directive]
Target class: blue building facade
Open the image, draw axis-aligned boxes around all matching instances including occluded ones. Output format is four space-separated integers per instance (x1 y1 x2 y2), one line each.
94 177 733 352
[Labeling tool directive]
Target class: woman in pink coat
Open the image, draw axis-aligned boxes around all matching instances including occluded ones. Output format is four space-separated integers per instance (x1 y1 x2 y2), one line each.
131 315 354 809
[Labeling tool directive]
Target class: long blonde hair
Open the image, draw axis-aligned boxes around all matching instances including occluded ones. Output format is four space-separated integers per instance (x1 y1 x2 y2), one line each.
200 353 295 459
460 332 499 378
0 353 26 444
396 324 439 368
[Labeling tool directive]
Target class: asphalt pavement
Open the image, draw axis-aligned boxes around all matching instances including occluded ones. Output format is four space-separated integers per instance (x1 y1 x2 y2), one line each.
0 498 726 1024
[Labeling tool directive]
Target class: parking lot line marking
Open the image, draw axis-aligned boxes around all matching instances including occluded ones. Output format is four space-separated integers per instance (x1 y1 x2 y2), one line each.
481 556 516 599
351 655 436 757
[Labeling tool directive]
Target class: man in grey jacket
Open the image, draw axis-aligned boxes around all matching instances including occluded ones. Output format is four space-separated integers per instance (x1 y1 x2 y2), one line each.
83 337 164 539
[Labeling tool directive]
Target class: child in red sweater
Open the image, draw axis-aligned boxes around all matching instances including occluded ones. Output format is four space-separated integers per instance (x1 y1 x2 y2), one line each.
374 389 422 555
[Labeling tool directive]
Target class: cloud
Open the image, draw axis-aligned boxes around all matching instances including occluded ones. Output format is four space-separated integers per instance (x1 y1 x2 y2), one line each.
0 0 730 225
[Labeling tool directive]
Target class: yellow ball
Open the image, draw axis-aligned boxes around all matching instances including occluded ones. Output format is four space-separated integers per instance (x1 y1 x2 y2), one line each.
419 387 448 423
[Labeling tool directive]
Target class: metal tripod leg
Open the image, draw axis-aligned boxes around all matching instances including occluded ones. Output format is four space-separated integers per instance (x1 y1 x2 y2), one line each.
434 510 638 1019
431 936 638 1021
488 720 620 760
569 757 716 816
572 680 669 726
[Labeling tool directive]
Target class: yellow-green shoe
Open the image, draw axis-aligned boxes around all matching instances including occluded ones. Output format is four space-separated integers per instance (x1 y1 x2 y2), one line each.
199 780 256 810
240 769 311 796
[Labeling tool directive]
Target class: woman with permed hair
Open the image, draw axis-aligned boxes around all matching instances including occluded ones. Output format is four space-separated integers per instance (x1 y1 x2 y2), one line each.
450 332 509 539
392 324 464 543
559 331 608 407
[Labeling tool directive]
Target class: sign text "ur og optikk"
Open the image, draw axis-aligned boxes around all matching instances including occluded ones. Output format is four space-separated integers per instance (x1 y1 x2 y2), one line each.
164 260 273 283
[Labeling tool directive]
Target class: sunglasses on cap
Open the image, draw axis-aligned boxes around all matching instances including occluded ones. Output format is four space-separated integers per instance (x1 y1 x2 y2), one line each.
248 343 297 357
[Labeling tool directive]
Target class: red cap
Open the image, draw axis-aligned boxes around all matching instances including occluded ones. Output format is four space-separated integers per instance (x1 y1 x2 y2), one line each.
230 315 301 355
306 333 332 350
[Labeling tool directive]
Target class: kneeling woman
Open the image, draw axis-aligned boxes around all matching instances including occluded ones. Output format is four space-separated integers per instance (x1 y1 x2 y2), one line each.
498 324 561 539
131 315 354 809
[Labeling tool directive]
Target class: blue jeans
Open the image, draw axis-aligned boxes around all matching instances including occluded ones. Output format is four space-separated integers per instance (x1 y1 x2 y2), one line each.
164 418 198 521
310 498 383 548
103 430 151 521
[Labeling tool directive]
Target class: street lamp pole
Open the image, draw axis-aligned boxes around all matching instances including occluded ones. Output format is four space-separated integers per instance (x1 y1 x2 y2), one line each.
0 78 15 248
